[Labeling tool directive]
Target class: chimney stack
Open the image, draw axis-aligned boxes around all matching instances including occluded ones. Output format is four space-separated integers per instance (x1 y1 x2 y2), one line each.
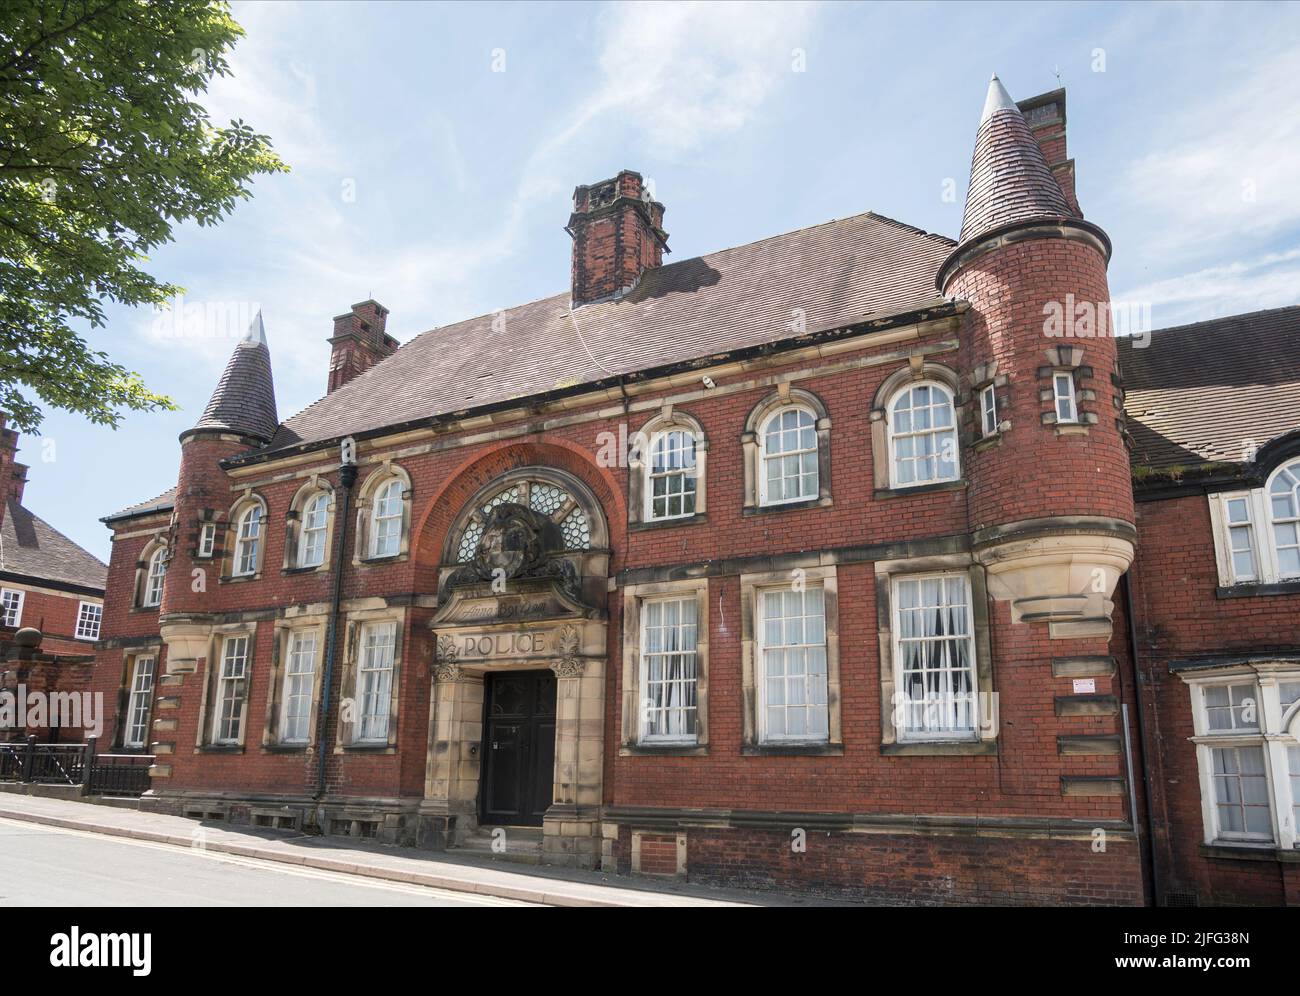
0 417 28 527
328 299 398 394
1016 89 1081 216
566 170 668 307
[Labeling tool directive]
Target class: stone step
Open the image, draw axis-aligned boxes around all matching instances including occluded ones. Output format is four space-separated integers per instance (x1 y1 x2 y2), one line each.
453 825 545 866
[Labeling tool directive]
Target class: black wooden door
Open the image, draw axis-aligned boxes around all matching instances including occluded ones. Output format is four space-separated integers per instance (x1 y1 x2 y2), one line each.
480 670 557 826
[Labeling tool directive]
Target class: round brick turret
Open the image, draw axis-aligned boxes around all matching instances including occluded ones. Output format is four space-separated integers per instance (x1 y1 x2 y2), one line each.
943 76 1135 638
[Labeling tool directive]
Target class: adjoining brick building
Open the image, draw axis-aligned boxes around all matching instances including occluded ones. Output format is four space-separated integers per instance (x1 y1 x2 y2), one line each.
85 76 1300 905
0 415 108 740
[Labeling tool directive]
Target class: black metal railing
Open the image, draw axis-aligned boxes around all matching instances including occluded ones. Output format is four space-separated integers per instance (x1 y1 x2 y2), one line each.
0 736 154 796
87 753 154 796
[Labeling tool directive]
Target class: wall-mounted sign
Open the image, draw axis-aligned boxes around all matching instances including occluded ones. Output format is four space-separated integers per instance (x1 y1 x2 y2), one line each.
1072 678 1096 694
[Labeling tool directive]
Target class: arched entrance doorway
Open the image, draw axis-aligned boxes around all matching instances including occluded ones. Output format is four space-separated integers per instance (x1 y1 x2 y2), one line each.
419 467 609 867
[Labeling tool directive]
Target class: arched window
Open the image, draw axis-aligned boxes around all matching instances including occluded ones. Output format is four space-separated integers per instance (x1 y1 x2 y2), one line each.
370 479 404 558
143 546 167 607
298 493 330 568
760 406 818 505
1268 459 1300 578
647 428 698 520
356 465 411 564
233 504 263 577
888 381 959 488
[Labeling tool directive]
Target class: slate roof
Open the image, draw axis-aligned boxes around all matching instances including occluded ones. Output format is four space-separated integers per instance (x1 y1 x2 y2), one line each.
959 75 1074 244
102 486 177 524
190 314 279 442
1 499 107 591
1118 306 1300 471
263 211 955 455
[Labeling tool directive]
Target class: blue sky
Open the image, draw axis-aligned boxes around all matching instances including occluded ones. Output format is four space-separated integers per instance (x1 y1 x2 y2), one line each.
24 0 1300 561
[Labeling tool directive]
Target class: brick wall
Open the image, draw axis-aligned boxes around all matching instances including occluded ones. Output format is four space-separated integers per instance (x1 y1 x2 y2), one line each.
1120 492 1300 905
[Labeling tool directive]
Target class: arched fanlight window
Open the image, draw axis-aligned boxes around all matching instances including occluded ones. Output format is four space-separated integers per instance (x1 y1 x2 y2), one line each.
1268 459 1300 578
887 381 959 488
143 546 167 607
298 493 330 568
759 406 818 505
452 474 596 565
233 504 263 577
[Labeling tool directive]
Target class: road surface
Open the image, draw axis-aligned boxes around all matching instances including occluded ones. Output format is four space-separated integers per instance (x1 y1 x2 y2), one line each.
0 817 539 907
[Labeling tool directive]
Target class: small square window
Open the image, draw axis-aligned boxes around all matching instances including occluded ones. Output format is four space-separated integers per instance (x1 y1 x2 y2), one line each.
75 602 102 641
1204 682 1259 732
0 588 24 628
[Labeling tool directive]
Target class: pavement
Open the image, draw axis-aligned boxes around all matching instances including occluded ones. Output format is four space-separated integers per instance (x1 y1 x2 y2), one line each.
0 793 844 907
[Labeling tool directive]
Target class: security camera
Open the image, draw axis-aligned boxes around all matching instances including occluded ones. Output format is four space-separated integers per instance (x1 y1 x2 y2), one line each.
702 375 716 389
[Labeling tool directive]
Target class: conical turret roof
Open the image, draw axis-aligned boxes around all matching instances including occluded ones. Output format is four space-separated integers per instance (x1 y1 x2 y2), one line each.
189 312 279 442
959 74 1073 244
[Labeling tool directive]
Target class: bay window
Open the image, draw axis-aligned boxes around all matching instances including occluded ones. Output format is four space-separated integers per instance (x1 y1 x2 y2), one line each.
1184 665 1300 849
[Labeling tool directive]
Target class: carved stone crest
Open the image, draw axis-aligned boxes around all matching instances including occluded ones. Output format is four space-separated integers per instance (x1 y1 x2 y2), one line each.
434 634 460 681
550 624 585 677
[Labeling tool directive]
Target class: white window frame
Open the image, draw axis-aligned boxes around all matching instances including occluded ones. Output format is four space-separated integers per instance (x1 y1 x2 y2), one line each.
886 381 960 489
279 629 319 744
123 655 157 749
369 480 403 559
758 405 819 507
755 582 830 745
644 429 698 522
979 384 998 437
891 572 979 743
1053 371 1078 424
1209 466 1300 587
298 493 330 568
211 635 251 745
356 621 396 743
75 601 102 641
638 594 700 744
232 505 262 577
143 548 166 607
0 588 24 628
197 522 216 558
1184 667 1300 850
1267 459 1300 580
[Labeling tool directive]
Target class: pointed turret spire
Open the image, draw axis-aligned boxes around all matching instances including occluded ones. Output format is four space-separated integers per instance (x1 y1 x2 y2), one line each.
188 312 279 443
957 73 1073 246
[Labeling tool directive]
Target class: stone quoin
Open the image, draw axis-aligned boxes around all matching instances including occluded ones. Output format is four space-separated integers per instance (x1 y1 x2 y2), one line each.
66 75 1300 906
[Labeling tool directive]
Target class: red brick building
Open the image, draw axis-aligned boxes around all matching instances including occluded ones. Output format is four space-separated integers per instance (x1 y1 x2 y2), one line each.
85 76 1300 904
0 415 107 741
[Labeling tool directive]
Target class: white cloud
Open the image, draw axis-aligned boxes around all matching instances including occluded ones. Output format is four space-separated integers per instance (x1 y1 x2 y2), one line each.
1122 41 1300 256
1120 248 1300 328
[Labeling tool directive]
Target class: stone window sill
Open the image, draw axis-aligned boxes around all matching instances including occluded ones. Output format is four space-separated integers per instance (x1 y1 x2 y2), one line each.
1216 580 1300 599
742 743 843 757
263 742 311 754
219 573 261 585
880 740 997 756
282 564 328 576
355 554 406 568
341 742 396 754
629 514 708 533
1201 842 1300 863
874 479 967 501
621 743 709 757
743 496 832 517
196 744 244 755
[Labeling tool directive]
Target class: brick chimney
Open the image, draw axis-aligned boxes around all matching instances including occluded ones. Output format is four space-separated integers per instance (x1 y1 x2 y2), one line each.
566 170 669 307
328 299 398 393
1016 89 1080 216
0 416 27 530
